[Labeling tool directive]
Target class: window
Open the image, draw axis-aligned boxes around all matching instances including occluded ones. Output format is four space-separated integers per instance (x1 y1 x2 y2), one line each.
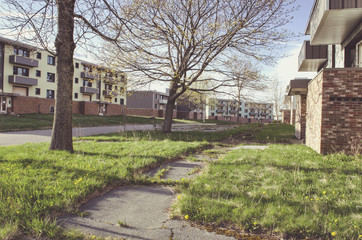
155 94 158 99
244 109 248 113
83 80 92 87
75 62 79 68
83 66 92 72
154 104 157 109
75 78 79 84
47 55 56 65
47 73 55 82
14 47 30 57
36 52 42 59
114 98 117 103
13 66 29 76
36 70 41 77
35 88 41 95
120 98 124 105
50 106 54 113
105 84 112 90
74 93 78 99
46 89 55 99
244 115 248 118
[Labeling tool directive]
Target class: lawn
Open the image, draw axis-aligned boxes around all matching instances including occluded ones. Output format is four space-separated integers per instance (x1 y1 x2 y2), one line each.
0 113 234 132
0 138 207 239
175 145 362 239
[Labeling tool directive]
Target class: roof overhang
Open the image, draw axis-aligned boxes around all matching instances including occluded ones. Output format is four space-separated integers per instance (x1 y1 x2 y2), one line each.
287 79 311 96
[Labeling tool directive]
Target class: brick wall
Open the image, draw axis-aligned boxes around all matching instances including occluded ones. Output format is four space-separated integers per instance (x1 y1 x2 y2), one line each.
11 96 55 114
295 95 307 140
282 110 291 124
306 68 362 154
127 108 176 118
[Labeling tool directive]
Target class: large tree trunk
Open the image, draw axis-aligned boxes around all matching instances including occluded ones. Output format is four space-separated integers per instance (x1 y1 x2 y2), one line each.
162 85 178 133
49 0 76 152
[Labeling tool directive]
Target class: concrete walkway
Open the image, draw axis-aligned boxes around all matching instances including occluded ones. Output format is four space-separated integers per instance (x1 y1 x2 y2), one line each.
59 156 235 240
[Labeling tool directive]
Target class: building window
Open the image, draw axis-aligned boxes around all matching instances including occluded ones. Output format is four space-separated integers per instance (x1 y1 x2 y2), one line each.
74 93 78 99
14 47 30 57
13 66 29 76
50 106 54 113
245 115 248 118
46 89 55 99
83 80 92 87
75 62 79 68
35 88 41 95
83 66 92 72
120 98 124 105
36 52 42 59
47 55 56 65
75 78 79 84
105 84 112 90
154 104 157 109
47 72 55 82
155 94 158 99
36 70 41 77
114 98 117 103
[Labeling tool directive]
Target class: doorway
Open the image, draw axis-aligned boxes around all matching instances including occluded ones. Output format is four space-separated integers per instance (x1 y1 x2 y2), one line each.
1 97 7 113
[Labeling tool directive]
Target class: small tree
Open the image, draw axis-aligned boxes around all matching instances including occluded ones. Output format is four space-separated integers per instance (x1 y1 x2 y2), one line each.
102 0 296 132
269 77 285 122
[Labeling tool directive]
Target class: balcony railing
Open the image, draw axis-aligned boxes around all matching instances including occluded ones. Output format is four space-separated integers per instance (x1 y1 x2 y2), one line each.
80 86 98 94
9 55 38 68
216 109 225 113
102 90 118 97
81 72 98 80
249 112 258 116
229 110 238 114
8 75 37 86
261 113 269 116
306 0 362 45
103 76 118 84
159 99 168 104
298 41 328 72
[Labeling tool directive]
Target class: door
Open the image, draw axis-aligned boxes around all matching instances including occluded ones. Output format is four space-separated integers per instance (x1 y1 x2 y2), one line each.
82 94 91 102
13 86 28 96
1 97 7 113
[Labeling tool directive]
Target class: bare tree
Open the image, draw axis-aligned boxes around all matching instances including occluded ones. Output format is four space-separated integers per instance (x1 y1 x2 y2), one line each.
269 77 285 122
101 0 296 132
1 0 126 151
221 56 267 122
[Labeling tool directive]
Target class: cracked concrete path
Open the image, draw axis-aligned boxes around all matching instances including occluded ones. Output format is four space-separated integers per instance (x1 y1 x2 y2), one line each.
59 145 268 240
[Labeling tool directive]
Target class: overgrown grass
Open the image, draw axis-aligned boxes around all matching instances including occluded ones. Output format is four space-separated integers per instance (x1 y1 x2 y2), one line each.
175 145 361 239
255 124 296 143
0 138 206 239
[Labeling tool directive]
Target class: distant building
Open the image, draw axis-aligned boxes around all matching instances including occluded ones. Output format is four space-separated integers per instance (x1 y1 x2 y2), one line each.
0 36 126 116
127 89 176 118
206 98 274 123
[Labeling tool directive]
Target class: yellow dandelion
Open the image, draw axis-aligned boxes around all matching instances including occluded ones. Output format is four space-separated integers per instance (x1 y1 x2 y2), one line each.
262 191 266 194
332 191 335 194
335 219 338 222
185 215 189 220
331 232 337 237
305 196 309 199
316 198 319 201
310 198 313 200
253 222 257 226
359 235 362 238
323 191 326 194
177 195 181 199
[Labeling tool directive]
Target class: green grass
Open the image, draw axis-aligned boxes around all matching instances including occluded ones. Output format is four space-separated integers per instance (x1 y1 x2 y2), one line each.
175 145 362 239
0 138 206 239
255 124 296 143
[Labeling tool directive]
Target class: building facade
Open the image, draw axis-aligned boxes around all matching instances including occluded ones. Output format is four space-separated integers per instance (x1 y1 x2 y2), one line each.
126 90 177 118
206 98 274 123
0 36 127 116
289 0 362 154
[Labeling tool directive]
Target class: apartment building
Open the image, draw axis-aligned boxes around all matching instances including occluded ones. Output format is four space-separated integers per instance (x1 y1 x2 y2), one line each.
126 89 177 118
0 36 126 116
206 98 274 123
287 0 362 154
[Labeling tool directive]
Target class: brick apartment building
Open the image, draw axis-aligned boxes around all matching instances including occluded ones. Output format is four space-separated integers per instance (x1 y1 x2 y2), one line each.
0 36 127 116
286 0 362 154
126 90 177 118
206 98 274 123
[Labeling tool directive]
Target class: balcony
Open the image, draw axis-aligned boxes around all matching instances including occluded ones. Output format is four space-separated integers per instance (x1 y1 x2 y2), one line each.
287 79 311 96
8 75 37 86
261 113 269 116
102 90 118 97
249 112 258 116
306 0 362 45
298 41 328 72
80 86 98 94
159 99 168 104
81 72 98 80
103 76 118 84
9 55 38 68
216 109 225 113
229 110 238 114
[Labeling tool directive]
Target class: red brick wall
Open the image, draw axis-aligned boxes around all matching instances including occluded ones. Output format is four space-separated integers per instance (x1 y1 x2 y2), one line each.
295 95 307 140
282 110 291 124
11 96 55 114
307 68 362 154
107 104 126 116
320 69 362 154
127 108 176 118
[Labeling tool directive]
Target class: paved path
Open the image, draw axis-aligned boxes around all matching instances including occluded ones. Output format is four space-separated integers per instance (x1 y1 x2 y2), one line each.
59 152 235 240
